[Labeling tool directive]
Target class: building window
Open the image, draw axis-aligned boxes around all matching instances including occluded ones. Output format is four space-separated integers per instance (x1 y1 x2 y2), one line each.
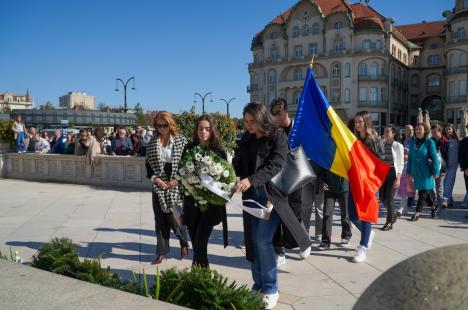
309 43 318 56
411 74 419 87
271 49 280 60
359 63 368 76
302 24 309 36
294 92 301 105
359 87 367 101
381 88 386 101
335 41 344 51
270 32 278 39
292 26 300 38
376 40 382 50
303 10 311 22
398 50 402 60
294 67 303 80
403 54 407 64
332 63 341 78
345 88 351 103
370 63 379 77
268 70 277 84
464 0 468 9
391 45 396 56
413 55 419 65
362 40 371 49
428 55 441 65
427 74 440 90
334 21 343 29
250 72 258 85
370 88 378 103
294 46 303 57
431 43 438 49
460 53 468 66
344 63 351 77
312 23 320 34
331 89 341 103
459 80 467 96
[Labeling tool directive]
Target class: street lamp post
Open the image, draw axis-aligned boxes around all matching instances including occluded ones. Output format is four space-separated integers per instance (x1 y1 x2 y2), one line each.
194 92 212 114
115 77 136 113
219 97 236 117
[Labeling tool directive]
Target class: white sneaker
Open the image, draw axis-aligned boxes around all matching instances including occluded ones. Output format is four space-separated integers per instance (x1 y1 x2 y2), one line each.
262 292 279 309
340 239 351 248
367 230 376 250
352 245 367 263
276 254 287 268
300 246 311 259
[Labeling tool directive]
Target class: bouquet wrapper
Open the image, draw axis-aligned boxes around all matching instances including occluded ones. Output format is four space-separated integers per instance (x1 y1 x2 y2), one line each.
199 173 272 220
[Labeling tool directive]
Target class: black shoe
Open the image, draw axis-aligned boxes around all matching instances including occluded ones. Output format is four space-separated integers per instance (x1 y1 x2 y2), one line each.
410 215 419 221
317 242 330 251
396 211 402 218
431 208 436 218
381 223 393 231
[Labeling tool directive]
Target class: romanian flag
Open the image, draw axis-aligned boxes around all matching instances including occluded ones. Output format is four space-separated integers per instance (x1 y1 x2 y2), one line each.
289 67 390 223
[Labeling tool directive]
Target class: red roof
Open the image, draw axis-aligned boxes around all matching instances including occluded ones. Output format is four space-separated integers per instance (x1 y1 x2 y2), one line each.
397 21 446 40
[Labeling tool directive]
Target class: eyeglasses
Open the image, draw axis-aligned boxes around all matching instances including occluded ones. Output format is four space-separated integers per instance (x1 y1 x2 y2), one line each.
157 124 169 129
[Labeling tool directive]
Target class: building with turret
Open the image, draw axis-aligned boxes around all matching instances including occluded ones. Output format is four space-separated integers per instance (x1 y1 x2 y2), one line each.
0 90 32 111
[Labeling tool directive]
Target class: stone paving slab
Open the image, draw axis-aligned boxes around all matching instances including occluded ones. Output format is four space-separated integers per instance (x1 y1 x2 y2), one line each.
0 172 467 309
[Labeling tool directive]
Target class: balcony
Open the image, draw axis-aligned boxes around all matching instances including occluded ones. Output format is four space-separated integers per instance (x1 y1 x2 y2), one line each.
247 84 259 93
358 74 388 82
445 65 468 75
358 101 387 108
446 96 466 104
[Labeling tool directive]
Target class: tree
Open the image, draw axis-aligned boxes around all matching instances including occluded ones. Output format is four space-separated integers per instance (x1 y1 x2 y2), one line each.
97 102 110 112
134 102 143 113
39 101 55 110
0 102 11 113
134 102 148 126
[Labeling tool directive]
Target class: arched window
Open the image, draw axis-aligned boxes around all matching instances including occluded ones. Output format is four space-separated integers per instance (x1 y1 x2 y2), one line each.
294 92 301 105
344 63 351 77
335 41 344 51
427 74 441 91
428 55 441 65
270 32 278 39
270 48 280 60
268 69 277 84
302 24 309 36
359 63 368 76
411 74 419 87
376 40 382 50
370 63 379 77
332 62 341 77
250 72 258 85
334 21 343 29
362 40 371 49
312 23 320 34
294 67 303 80
345 88 351 103
292 26 300 38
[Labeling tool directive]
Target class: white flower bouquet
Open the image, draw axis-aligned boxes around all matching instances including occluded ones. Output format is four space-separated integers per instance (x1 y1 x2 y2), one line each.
176 145 236 211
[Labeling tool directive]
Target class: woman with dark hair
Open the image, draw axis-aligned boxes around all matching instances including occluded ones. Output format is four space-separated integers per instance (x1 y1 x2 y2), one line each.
145 111 189 265
180 115 228 268
442 123 459 208
407 123 440 221
233 102 308 309
12 115 27 153
349 111 381 263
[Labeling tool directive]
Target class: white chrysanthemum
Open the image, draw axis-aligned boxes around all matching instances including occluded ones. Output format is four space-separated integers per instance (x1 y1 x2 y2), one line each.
195 153 202 160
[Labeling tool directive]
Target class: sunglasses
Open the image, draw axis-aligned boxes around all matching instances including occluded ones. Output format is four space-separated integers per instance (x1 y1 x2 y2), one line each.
157 124 169 129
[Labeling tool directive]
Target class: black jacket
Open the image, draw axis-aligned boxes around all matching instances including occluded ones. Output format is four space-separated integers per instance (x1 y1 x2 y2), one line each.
459 137 468 171
180 142 228 247
233 129 291 262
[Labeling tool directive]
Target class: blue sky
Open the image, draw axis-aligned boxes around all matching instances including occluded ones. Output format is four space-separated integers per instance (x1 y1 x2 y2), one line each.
1 0 452 117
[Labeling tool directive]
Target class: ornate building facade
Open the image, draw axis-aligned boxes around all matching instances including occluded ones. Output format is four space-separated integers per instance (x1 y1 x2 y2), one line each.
248 0 467 130
0 90 32 111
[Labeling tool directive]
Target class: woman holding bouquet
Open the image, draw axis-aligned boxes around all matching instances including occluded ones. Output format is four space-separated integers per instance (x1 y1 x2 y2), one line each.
180 115 228 268
233 102 289 309
145 111 189 265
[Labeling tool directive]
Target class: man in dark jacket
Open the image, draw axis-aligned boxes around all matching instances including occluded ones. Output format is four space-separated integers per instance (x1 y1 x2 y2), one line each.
459 124 468 210
431 124 449 210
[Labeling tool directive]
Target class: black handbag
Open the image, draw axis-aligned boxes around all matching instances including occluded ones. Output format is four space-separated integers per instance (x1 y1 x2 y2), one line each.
271 146 317 196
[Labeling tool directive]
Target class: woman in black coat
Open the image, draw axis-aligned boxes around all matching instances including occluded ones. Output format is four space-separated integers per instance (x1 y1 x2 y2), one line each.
181 115 228 268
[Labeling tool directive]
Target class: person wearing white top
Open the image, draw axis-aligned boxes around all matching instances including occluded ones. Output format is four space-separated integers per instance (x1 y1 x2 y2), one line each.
12 115 27 153
378 125 404 231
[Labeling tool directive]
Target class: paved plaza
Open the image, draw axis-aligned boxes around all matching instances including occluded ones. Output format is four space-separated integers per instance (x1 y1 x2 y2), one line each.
0 174 467 309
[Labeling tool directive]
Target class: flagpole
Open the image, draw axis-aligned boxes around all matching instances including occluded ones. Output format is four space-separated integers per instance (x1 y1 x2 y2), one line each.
309 55 315 69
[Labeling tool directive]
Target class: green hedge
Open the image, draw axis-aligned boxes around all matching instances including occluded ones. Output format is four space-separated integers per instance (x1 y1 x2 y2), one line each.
0 120 15 143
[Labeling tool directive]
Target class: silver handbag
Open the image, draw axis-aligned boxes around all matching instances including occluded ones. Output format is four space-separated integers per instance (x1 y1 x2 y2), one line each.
271 146 317 196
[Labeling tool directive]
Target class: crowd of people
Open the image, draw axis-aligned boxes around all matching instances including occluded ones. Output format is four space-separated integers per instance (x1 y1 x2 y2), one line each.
12 115 152 159
11 103 468 309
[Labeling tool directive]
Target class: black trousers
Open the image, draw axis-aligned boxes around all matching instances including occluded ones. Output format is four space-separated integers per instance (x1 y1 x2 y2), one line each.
187 216 214 268
152 192 189 256
274 187 303 254
379 167 397 224
416 190 436 213
322 191 352 244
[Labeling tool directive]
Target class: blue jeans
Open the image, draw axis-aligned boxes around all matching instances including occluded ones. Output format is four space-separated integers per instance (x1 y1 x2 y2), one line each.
443 166 458 205
347 192 372 248
250 209 281 294
16 132 25 152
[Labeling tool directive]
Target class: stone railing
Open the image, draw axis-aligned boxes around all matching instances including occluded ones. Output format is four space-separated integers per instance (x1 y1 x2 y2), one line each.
2 153 152 190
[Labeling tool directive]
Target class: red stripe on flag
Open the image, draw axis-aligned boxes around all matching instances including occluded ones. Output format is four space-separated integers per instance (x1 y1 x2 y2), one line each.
348 140 390 223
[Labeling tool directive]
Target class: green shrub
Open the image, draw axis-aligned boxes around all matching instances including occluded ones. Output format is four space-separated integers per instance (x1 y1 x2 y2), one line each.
31 237 80 277
0 120 15 143
152 267 265 310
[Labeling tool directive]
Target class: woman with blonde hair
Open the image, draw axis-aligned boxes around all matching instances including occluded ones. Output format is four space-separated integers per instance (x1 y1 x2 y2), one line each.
145 111 189 265
12 115 27 153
